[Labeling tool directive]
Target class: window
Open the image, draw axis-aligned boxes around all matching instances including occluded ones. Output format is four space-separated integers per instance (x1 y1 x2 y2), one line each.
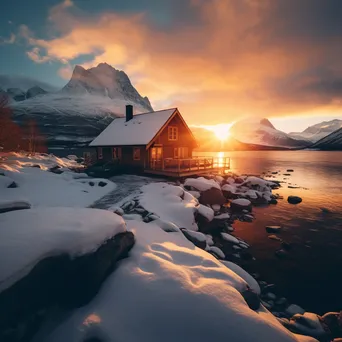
174 147 188 159
133 147 141 160
98 147 103 159
168 126 178 141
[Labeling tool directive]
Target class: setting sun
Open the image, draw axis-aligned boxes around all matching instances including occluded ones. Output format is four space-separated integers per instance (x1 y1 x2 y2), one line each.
203 124 232 141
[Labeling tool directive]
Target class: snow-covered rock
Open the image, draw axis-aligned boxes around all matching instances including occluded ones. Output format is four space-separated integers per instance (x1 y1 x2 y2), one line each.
181 229 207 249
140 183 199 231
37 221 310 342
0 208 127 292
197 204 215 222
209 246 226 259
184 177 220 191
286 304 306 316
0 199 31 214
221 232 240 244
230 198 252 212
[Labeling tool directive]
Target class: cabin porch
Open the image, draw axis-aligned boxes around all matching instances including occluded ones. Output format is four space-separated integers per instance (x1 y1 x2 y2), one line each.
144 156 230 177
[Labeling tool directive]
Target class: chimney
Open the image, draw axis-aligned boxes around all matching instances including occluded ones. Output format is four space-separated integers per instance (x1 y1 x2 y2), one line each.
126 105 133 122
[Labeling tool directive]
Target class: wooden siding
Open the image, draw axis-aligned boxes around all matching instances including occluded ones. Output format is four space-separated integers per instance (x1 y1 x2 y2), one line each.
152 113 196 158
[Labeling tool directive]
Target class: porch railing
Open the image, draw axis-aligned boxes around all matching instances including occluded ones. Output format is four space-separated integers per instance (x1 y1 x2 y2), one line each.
148 156 230 172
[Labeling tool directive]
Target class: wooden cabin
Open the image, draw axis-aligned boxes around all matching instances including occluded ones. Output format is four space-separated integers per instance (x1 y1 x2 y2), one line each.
89 105 230 177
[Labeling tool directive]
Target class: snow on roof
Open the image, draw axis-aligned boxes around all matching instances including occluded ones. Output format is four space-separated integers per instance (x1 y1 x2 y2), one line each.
90 108 177 147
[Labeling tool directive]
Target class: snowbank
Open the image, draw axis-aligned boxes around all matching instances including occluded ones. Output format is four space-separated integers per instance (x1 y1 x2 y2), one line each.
0 208 126 292
184 177 220 191
0 167 115 208
38 221 308 342
139 183 199 231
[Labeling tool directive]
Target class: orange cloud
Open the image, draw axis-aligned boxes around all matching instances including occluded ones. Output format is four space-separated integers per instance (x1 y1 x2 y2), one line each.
20 0 342 125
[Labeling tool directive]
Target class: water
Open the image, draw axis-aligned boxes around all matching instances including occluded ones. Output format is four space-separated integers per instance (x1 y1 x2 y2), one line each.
194 150 342 314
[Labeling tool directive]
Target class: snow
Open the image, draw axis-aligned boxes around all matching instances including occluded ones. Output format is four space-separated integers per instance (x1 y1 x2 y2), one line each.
221 261 261 295
0 153 116 208
197 204 214 221
184 177 220 191
287 312 325 337
214 212 230 220
231 198 251 207
205 234 214 246
90 108 176 146
221 232 240 244
0 175 14 188
38 220 306 342
187 190 201 199
0 208 126 292
139 183 199 231
222 184 236 193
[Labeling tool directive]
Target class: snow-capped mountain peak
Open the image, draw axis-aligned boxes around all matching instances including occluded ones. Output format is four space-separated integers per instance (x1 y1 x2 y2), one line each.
229 117 309 148
289 119 342 142
61 63 152 111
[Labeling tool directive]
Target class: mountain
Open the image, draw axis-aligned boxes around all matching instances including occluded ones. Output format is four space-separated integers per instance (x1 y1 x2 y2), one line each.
289 119 342 142
310 127 342 150
7 64 153 149
229 118 309 148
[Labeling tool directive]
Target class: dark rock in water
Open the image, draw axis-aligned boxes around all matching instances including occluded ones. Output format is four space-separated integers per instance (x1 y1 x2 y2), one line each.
266 226 282 233
49 165 63 174
287 169 294 172
271 171 278 174
283 173 291 176
241 289 260 310
181 229 206 249
320 207 331 214
199 188 226 206
269 199 278 205
98 181 107 187
288 186 300 189
288 196 302 204
275 249 287 259
281 241 292 251
0 232 135 342
268 235 282 241
7 181 18 188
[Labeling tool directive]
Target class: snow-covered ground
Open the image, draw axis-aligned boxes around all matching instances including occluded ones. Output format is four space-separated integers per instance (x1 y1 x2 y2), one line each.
0 153 115 208
0 208 126 292
34 221 312 342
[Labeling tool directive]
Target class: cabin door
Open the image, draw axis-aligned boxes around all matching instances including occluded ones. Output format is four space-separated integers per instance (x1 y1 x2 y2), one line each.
150 147 163 169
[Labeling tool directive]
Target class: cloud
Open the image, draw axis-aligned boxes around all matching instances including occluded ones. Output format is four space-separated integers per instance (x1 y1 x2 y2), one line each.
0 33 16 45
19 0 342 124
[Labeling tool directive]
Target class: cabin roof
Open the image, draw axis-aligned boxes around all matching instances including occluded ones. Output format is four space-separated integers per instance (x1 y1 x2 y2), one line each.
90 108 177 147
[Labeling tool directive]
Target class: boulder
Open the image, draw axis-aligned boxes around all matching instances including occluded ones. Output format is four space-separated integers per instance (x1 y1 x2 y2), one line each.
199 188 226 206
7 181 18 188
266 226 282 233
230 199 252 212
285 304 305 316
288 196 302 204
98 181 107 187
241 289 260 310
0 232 135 342
322 311 342 339
181 229 207 249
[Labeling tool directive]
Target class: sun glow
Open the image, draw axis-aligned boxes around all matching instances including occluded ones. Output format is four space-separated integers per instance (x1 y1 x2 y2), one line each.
203 123 232 141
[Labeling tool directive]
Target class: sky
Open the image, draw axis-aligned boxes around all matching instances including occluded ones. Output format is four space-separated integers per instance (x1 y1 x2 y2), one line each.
1 0 342 132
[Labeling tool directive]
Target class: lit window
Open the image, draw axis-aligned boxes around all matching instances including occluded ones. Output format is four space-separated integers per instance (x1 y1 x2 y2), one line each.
168 126 178 141
133 147 141 160
98 147 103 159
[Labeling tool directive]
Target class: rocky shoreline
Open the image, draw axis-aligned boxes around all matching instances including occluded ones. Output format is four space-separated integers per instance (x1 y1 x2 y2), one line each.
114 173 342 342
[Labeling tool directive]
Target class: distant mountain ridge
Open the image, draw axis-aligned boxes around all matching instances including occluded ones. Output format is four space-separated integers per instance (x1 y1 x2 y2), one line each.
310 127 342 150
229 117 309 148
289 119 342 142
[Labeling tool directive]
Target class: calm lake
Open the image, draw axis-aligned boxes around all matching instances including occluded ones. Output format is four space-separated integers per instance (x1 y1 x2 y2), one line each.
194 150 342 314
